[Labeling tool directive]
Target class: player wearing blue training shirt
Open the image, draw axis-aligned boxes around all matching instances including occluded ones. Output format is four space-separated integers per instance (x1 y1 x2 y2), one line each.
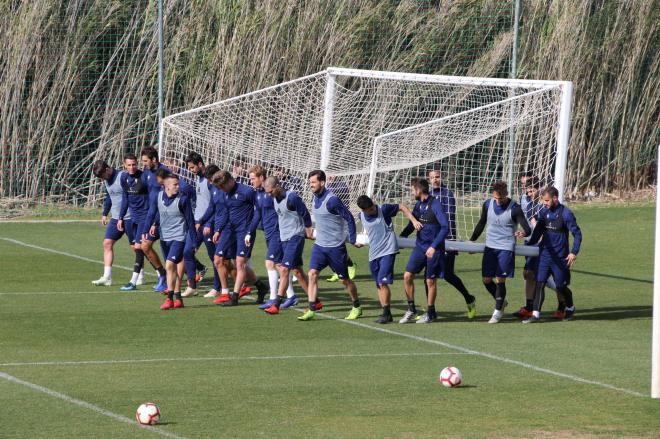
523 186 582 323
357 195 420 324
428 170 477 319
399 178 450 324
298 170 361 321
210 170 268 307
116 154 148 290
470 181 531 324
145 173 196 310
261 176 313 314
90 160 135 287
325 175 358 282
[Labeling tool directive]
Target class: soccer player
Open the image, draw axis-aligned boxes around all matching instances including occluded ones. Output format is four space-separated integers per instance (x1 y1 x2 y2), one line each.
523 186 582 323
140 146 169 292
357 195 421 324
325 175 358 282
469 181 531 323
91 160 133 286
116 153 149 290
399 178 450 324
428 170 476 318
210 170 268 306
298 170 361 321
145 173 196 309
260 176 313 314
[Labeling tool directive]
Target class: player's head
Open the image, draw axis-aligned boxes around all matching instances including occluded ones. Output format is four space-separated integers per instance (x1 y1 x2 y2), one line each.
123 153 138 175
410 178 430 200
357 195 377 215
92 160 112 180
211 170 235 193
541 186 560 208
264 176 283 197
491 181 509 205
519 171 533 188
307 170 326 195
185 152 205 175
163 174 180 196
249 165 266 189
204 164 220 180
140 146 159 170
428 170 442 188
525 176 541 200
155 168 170 186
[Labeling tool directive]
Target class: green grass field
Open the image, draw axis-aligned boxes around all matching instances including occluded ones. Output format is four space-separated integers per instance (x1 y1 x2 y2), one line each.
1 203 659 438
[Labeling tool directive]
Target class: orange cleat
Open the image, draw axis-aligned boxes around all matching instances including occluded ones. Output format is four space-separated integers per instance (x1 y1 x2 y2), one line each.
264 304 279 315
239 285 251 297
160 299 174 310
513 307 533 319
173 299 184 309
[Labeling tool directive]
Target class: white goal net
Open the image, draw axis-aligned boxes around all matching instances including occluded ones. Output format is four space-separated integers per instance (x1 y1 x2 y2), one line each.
161 67 572 245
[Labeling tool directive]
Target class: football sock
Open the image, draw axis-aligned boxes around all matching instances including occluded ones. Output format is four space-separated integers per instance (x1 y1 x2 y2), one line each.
559 286 574 308
525 299 533 311
267 269 279 300
103 266 112 279
221 288 229 294
353 300 361 308
275 295 283 307
174 292 182 300
134 250 144 274
130 272 139 285
286 273 295 298
382 305 391 316
484 281 497 299
347 257 355 267
167 291 174 300
157 266 166 277
407 301 417 313
427 305 436 316
495 283 507 311
444 273 473 303
195 258 205 271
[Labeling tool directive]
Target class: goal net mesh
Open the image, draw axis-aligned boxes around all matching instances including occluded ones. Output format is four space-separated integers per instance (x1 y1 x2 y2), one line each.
161 68 563 239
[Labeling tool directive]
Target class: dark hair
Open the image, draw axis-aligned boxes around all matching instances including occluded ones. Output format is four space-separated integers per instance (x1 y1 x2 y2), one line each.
204 164 220 179
520 171 533 179
164 173 179 181
123 153 137 162
356 195 374 210
308 169 326 182
185 152 204 165
525 177 541 189
542 186 559 198
411 178 430 194
491 181 508 196
212 170 234 187
140 146 158 160
155 168 171 180
92 160 109 178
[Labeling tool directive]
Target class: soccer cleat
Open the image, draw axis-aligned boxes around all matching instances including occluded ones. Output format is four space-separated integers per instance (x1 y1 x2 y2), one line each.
326 273 339 282
239 285 251 297
154 276 167 292
522 315 540 324
182 287 198 298
297 309 316 321
264 304 279 315
92 276 112 286
375 313 393 324
173 299 184 309
204 289 220 298
255 283 268 304
221 292 239 307
195 266 208 282
467 300 477 319
160 299 174 310
552 310 566 320
416 312 436 324
563 308 575 321
345 306 362 320
258 299 276 310
120 282 137 291
213 294 231 304
348 263 357 280
513 307 533 319
280 295 299 309
488 310 503 324
398 310 418 324
310 301 323 311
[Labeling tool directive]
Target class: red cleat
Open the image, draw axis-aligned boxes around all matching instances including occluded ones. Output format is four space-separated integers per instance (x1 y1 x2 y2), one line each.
264 304 279 315
552 310 565 319
513 307 533 319
173 299 184 309
239 285 251 297
213 294 231 304
160 299 174 310
311 301 323 311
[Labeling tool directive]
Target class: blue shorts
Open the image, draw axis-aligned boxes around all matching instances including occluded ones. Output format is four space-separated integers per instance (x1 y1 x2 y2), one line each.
233 229 253 259
215 231 237 260
536 253 570 287
161 240 185 264
524 256 539 272
369 253 396 287
482 247 515 278
405 246 443 279
309 244 349 279
104 219 125 241
265 235 283 263
124 219 137 245
281 235 305 269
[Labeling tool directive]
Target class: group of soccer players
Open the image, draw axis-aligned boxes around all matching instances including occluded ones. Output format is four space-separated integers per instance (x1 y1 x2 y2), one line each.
92 147 582 324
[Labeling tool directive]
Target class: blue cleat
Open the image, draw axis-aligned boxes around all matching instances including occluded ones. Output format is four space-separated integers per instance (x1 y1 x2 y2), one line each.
279 295 298 309
259 299 276 310
153 276 167 292
120 282 137 291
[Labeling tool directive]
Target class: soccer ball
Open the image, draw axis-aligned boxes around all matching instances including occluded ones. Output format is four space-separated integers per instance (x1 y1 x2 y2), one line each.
136 403 161 425
439 366 462 388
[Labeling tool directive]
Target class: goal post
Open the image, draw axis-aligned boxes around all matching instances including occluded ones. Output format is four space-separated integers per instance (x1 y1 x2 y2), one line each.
652 145 660 398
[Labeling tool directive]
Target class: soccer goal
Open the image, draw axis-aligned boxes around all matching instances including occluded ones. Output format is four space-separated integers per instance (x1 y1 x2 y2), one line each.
161 67 572 253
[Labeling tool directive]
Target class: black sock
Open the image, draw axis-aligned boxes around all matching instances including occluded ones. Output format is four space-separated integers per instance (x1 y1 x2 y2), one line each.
495 283 507 311
427 305 436 316
275 295 283 307
309 300 317 310
407 301 416 313
382 305 391 316
347 257 355 267
525 299 533 311
559 286 574 308
484 281 497 299
157 266 166 277
133 250 144 275
167 290 174 300
557 301 566 312
445 274 473 304
255 279 266 290
353 300 360 308
174 292 182 300
195 258 205 271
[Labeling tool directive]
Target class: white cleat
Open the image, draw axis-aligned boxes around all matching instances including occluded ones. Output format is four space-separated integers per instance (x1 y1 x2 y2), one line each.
488 310 503 324
203 289 220 298
398 310 418 324
92 276 112 286
415 312 436 324
182 287 198 297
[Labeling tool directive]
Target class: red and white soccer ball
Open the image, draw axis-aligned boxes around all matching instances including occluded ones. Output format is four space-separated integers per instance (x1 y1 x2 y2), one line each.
136 402 161 425
439 366 462 388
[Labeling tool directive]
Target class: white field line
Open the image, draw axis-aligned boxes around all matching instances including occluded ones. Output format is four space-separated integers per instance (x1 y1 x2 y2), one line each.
0 219 97 223
0 352 471 368
0 290 121 295
0 371 188 439
0 237 156 277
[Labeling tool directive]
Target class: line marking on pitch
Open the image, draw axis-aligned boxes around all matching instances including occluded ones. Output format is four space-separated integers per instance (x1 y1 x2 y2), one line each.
292 308 647 398
0 219 97 223
0 352 472 368
0 290 121 296
0 371 188 439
